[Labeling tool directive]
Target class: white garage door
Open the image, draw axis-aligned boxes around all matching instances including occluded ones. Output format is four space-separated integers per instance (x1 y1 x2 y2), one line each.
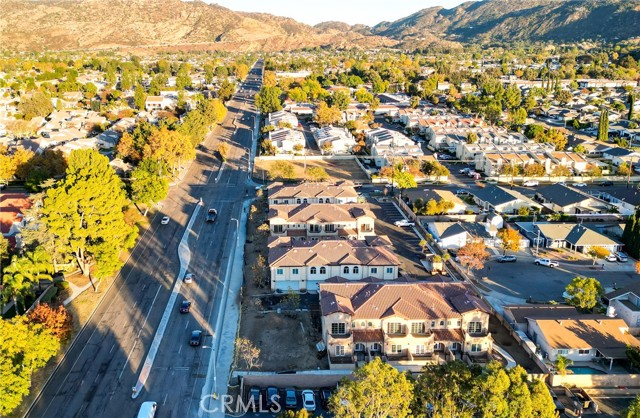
276 280 300 292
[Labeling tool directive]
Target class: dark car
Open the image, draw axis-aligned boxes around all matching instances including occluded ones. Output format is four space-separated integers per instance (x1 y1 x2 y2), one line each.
496 255 517 263
179 300 192 313
319 387 332 409
206 208 218 223
248 387 262 411
599 180 614 187
189 330 202 346
284 387 297 409
266 387 279 410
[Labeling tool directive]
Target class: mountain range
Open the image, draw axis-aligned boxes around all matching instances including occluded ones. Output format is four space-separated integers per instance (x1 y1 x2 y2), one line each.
0 0 639 52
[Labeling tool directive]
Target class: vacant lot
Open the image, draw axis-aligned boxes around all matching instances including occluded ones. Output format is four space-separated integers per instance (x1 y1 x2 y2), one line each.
239 193 328 371
254 157 369 183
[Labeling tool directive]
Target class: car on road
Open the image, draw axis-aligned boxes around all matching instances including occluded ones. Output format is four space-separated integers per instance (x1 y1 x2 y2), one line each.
534 258 559 267
616 252 629 262
161 216 170 225
184 273 194 284
394 219 415 227
301 390 316 412
496 255 517 263
456 189 471 196
319 388 332 409
284 388 297 409
179 300 192 313
266 387 279 410
573 182 587 187
459 167 471 174
189 330 202 346
599 180 614 187
137 401 157 418
605 253 618 262
206 208 217 223
523 180 539 187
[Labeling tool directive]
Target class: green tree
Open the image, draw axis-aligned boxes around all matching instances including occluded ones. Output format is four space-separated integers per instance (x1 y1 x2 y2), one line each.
529 379 558 418
623 206 640 258
474 361 510 417
394 171 417 189
0 317 59 416
556 89 573 106
524 124 545 140
509 107 528 128
217 142 230 161
288 87 307 103
504 84 522 110
331 90 351 111
554 355 573 376
217 79 236 102
565 276 604 310
629 93 635 121
255 86 282 114
235 63 249 81
130 159 169 216
506 366 533 418
18 91 53 120
304 166 329 182
497 227 521 255
268 160 295 181
598 108 610 141
134 84 147 110
543 128 568 151
143 126 196 174
329 357 413 418
622 394 640 418
466 131 478 144
314 101 342 126
41 149 137 277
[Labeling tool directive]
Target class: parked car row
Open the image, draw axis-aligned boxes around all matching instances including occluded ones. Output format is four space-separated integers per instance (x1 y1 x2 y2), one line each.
245 386 334 412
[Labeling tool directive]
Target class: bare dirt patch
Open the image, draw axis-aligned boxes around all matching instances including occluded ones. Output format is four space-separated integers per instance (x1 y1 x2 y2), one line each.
254 158 369 183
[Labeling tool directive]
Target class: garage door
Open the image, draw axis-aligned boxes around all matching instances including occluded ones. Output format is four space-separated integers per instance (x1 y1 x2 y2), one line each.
306 279 323 293
276 280 300 292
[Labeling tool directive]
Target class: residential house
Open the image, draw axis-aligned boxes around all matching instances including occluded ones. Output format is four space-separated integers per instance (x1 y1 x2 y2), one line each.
268 203 375 240
518 222 623 254
268 128 305 154
427 221 504 250
267 110 299 128
0 193 31 249
145 96 167 112
313 126 357 154
268 181 359 206
589 188 640 215
320 281 493 370
366 128 423 167
503 305 579 332
471 185 541 214
534 184 610 214
403 189 469 215
268 239 400 292
605 284 640 335
602 147 640 167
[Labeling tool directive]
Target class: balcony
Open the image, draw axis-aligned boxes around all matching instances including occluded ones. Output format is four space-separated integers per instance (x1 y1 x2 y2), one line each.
410 329 433 339
327 332 352 343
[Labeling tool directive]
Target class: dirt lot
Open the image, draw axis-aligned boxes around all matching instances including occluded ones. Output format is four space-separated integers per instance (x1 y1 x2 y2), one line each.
254 157 369 183
489 315 543 373
238 193 328 372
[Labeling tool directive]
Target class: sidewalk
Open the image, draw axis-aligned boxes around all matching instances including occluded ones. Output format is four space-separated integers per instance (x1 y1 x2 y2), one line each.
63 281 93 306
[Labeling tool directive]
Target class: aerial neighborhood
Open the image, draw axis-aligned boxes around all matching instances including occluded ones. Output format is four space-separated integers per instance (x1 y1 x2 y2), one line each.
2 0 640 417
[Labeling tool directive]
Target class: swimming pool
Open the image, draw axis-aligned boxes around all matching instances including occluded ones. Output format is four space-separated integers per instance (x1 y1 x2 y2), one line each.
568 366 606 375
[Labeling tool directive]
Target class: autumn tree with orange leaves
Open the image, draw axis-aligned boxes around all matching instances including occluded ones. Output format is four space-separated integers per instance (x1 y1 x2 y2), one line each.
28 303 73 341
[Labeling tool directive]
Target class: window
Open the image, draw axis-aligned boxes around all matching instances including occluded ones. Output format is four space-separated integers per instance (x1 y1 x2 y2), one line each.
273 225 284 233
411 322 425 334
557 349 569 355
386 267 393 274
390 344 402 354
309 224 321 233
276 268 284 275
319 267 326 274
319 198 324 203
368 322 373 327
335 345 345 356
292 268 299 275
274 200 278 204
360 321 365 326
361 224 373 232
303 198 308 203
324 224 335 232
371 267 378 274
331 323 346 335
343 266 350 274
578 349 590 355
310 267 316 275
467 322 482 334
431 321 436 328
371 343 381 351
387 322 403 334
415 345 426 355
457 320 461 326
353 266 359 274
355 343 365 352
439 320 445 326
471 344 482 353
296 199 301 204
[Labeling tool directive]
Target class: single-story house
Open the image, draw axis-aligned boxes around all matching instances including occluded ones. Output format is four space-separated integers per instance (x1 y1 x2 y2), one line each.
471 185 541 214
534 184 610 214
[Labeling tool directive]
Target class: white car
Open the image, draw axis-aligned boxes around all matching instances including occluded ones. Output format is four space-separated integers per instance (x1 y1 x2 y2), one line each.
184 273 194 284
301 390 316 412
161 216 170 225
573 182 587 187
605 253 617 262
459 167 471 174
534 258 559 267
394 219 415 227
523 181 539 187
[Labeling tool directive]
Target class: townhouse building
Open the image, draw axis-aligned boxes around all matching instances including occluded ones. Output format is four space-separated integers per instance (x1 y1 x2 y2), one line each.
268 181 359 206
313 126 357 154
320 281 494 371
365 128 423 167
268 128 305 154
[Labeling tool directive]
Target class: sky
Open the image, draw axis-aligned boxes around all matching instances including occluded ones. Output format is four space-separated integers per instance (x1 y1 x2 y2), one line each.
206 0 468 26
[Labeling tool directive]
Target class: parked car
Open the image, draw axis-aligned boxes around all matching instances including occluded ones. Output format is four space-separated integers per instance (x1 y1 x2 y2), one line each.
455 189 470 196
496 255 517 263
284 388 297 409
616 252 629 262
459 167 470 174
319 388 332 409
394 219 415 227
184 273 194 284
599 180 614 187
534 258 559 267
179 300 192 313
467 170 478 178
573 182 587 187
206 208 217 223
161 216 170 225
248 387 262 411
266 387 279 410
301 390 316 412
523 180 539 187
605 253 617 262
189 330 202 346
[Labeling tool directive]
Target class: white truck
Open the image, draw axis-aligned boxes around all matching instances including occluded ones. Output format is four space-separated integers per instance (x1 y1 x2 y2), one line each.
534 258 559 267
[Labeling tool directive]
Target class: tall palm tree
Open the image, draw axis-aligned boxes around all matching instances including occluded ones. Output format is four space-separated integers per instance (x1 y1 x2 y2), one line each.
21 246 54 291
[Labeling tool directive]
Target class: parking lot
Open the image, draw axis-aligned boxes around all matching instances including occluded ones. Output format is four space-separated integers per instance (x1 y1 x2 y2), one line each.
234 387 334 417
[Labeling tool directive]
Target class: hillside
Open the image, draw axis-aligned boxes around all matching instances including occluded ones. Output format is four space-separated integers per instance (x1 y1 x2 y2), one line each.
0 0 390 52
372 0 640 44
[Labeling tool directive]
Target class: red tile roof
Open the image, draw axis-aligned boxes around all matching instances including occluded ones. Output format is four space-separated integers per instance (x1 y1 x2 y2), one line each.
0 193 30 234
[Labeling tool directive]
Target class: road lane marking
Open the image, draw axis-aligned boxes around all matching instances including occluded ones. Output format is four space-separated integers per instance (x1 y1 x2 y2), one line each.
178 345 182 354
185 320 189 330
163 393 168 406
119 339 138 381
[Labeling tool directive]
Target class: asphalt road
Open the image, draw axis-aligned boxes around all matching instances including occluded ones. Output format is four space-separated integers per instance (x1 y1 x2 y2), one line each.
25 63 263 418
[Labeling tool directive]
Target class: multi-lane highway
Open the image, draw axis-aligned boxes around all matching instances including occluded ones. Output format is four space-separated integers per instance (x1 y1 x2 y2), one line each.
25 62 263 418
